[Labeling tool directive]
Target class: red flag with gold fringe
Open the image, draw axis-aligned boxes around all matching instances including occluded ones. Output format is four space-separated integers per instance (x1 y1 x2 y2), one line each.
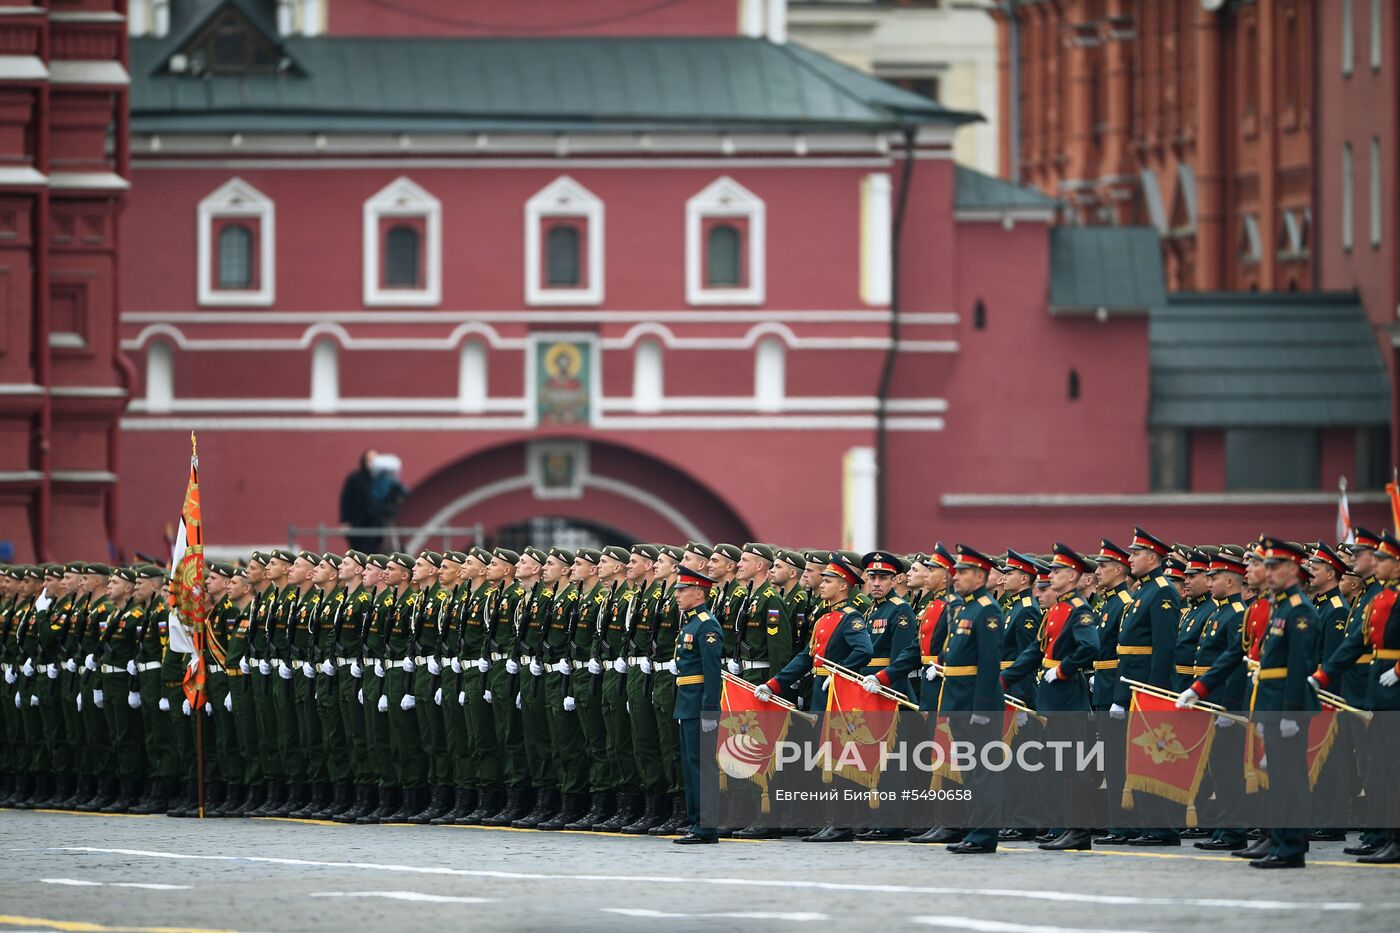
1245 707 1340 793
1123 687 1216 827
716 676 794 812
820 672 900 805
174 433 207 708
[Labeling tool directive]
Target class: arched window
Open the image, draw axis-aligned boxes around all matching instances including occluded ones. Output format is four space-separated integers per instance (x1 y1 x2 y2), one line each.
311 339 339 413
755 338 785 412
633 339 664 413
546 224 581 286
458 341 487 413
707 224 742 286
145 342 173 413
217 224 253 288
384 225 421 287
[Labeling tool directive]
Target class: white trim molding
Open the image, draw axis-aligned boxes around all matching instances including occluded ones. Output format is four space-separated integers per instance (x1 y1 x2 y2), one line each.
524 176 604 306
860 173 892 306
197 177 275 307
940 492 1390 508
362 177 442 307
686 176 765 306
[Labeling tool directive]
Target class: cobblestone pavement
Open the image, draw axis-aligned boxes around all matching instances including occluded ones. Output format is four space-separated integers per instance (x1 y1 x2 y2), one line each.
1 810 1396 933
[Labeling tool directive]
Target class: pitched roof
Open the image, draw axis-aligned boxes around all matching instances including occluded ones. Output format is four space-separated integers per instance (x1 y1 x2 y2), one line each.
130 14 980 136
1149 292 1390 428
1048 226 1166 313
953 165 1058 213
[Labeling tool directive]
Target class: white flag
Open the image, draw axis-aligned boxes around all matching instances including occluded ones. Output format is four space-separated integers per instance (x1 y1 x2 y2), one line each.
1337 478 1354 545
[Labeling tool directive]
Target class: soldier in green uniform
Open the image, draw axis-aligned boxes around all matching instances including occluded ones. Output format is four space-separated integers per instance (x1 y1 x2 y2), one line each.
0 568 21 805
1299 542 1351 839
244 552 283 816
404 550 453 824
378 552 426 821
620 544 668 834
455 547 501 824
26 566 65 809
201 565 237 816
331 551 372 821
300 554 346 818
510 547 559 828
705 544 747 657
595 545 641 831
1088 539 1137 844
6 568 41 806
1176 549 1216 691
97 567 142 812
481 548 530 826
563 548 615 830
277 552 322 817
127 565 173 815
427 550 471 824
355 555 402 823
538 547 589 830
670 566 723 845
49 564 87 808
214 563 261 817
645 545 688 835
72 564 115 811
258 550 305 816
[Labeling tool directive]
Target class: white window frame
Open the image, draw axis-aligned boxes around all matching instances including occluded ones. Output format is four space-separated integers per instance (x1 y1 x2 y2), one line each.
686 176 766 306
363 177 442 307
1373 0 1383 70
1370 137 1383 247
197 177 274 307
524 176 604 306
1343 0 1354 76
1343 142 1355 251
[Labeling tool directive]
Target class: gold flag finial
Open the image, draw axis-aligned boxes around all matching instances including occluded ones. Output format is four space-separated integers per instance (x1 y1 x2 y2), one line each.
190 431 199 469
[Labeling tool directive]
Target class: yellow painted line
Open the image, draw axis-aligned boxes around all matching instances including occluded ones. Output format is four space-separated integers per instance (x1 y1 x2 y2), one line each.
248 816 339 826
1058 848 1400 869
0 914 247 933
31 810 157 820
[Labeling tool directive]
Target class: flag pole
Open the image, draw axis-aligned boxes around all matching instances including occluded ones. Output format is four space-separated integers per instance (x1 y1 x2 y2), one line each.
193 432 205 819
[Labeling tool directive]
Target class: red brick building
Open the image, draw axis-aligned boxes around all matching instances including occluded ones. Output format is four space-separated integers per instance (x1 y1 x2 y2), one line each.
0 0 129 563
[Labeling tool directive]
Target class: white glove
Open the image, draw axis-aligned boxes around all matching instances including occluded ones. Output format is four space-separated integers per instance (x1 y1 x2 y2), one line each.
450 658 462 674
377 694 388 713
1175 688 1200 709
701 715 718 733
753 684 774 702
515 693 522 710
258 660 271 675
29 694 38 707
126 660 137 676
46 665 58 680
1088 674 1096 691
1014 711 1028 728
587 659 602 676
34 589 53 612
300 662 313 678
400 693 416 710
727 659 742 675
505 659 519 675
640 658 653 674
20 659 33 677
434 687 442 706
320 660 335 677
1279 718 1300 738
181 699 191 716
12 692 18 708
427 658 441 675
3 668 12 685
555 659 570 676
1381 667 1400 688
159 696 169 712
563 695 576 712
1041 665 1062 684
127 691 141 709
76 692 82 712
278 663 292 680
224 693 233 712
374 661 384 677
925 666 939 682
350 661 362 678
357 688 364 705
403 658 416 674
458 691 465 705
860 675 880 694
476 657 490 673
93 688 104 708
626 701 631 714
238 658 250 674
64 659 77 673
612 658 627 674
84 654 96 671
822 675 832 693
530 660 543 676
969 713 991 726
483 689 493 704
204 702 212 716
1109 703 1125 720
1215 715 1234 728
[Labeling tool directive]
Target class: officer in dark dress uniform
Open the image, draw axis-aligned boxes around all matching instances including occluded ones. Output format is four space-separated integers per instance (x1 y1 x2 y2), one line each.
671 568 723 845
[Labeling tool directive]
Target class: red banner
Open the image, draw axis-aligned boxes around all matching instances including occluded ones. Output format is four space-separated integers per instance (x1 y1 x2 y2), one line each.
176 434 207 707
1123 688 1216 826
717 676 794 812
1246 707 1340 793
820 673 900 805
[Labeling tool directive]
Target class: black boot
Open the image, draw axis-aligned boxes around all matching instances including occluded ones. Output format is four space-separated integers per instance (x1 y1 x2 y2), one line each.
482 787 527 827
101 778 139 814
210 783 243 818
248 780 283 817
271 782 306 817
1232 837 1274 859
358 786 399 824
539 792 588 831
596 792 640 833
908 826 965 844
459 787 501 825
622 795 663 835
386 786 424 823
317 783 351 820
202 781 227 816
55 774 88 810
430 787 470 825
513 788 558 829
0 773 17 807
47 774 76 809
79 776 115 812
234 781 264 817
18 773 51 809
651 795 689 835
337 784 373 824
130 779 167 815
568 791 611 831
289 782 325 819
166 780 199 818
1040 829 1092 851
408 785 450 825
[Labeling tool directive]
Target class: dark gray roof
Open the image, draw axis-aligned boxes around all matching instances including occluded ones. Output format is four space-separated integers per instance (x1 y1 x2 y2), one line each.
1048 226 1166 313
954 165 1058 213
130 18 980 135
1149 292 1390 428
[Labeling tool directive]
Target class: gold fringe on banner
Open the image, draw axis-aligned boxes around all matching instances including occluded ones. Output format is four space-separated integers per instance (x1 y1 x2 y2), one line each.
1308 713 1339 790
1121 690 1217 812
